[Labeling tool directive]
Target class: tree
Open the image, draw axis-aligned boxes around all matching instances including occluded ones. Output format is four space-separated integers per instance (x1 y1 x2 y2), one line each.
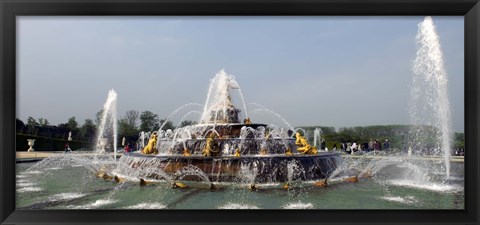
453 132 465 150
38 118 49 127
79 119 96 142
179 120 197 128
58 117 80 140
159 119 175 130
16 118 25 133
118 118 139 144
140 111 160 131
95 110 104 126
124 110 140 128
117 110 140 144
26 117 39 135
67 117 79 131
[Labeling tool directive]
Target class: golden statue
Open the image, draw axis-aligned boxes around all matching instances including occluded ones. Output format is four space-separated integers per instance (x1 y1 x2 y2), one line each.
172 181 188 189
285 147 293 156
259 148 268 155
295 132 317 154
183 148 191 156
234 148 241 157
142 132 158 155
244 117 251 124
202 132 220 157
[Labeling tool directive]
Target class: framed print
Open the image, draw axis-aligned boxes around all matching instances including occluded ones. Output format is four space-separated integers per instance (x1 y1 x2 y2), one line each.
1 0 479 224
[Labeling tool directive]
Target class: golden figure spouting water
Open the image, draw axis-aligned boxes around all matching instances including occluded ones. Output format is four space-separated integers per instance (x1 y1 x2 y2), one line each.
183 148 191 157
142 132 158 155
295 132 317 154
202 132 220 156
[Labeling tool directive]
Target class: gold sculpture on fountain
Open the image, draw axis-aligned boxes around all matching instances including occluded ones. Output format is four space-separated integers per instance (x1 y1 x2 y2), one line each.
295 132 317 154
202 132 221 157
142 132 158 155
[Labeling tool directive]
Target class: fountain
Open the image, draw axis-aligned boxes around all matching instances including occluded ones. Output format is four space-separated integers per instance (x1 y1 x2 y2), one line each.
410 16 452 178
120 70 341 184
95 89 118 159
15 18 464 210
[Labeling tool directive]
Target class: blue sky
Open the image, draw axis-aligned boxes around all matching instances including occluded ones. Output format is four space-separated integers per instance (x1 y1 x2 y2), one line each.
17 16 464 132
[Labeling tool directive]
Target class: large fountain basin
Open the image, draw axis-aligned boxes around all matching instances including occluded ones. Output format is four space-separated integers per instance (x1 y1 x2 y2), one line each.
121 152 342 183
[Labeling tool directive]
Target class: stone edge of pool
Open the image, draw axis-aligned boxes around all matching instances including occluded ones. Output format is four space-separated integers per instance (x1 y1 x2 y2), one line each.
15 151 464 163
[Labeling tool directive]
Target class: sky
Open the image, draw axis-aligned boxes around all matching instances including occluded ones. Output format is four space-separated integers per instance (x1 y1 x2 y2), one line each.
17 16 464 132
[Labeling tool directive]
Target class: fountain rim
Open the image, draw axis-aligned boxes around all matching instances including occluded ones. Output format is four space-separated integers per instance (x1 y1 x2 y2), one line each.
124 151 340 160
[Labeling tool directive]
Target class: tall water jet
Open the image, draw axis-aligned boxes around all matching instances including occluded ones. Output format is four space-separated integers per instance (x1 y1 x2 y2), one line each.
200 69 248 125
313 128 322 149
96 89 118 160
410 16 452 178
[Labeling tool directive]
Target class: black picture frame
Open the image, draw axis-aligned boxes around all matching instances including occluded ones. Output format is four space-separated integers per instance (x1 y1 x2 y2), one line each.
1 0 478 224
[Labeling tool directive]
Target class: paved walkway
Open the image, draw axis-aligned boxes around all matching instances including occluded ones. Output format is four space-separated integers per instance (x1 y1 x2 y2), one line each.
16 151 123 162
343 154 464 163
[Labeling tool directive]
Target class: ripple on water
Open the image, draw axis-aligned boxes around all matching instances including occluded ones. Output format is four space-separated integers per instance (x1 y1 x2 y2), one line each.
282 202 315 209
387 179 463 193
48 193 86 201
218 203 260 209
125 203 167 209
45 167 62 171
17 187 43 193
68 199 118 209
16 182 37 187
22 170 42 175
380 195 418 205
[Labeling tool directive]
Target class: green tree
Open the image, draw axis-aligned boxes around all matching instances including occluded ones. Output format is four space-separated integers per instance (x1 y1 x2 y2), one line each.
179 120 197 128
26 116 39 135
159 119 175 130
140 111 160 131
16 118 25 133
453 132 465 149
124 110 140 128
38 118 49 127
57 117 81 140
118 111 140 144
79 119 96 142
95 110 104 126
67 117 79 131
118 118 139 143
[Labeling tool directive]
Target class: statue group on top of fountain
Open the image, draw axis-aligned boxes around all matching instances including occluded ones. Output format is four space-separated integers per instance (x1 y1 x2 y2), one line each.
137 70 319 157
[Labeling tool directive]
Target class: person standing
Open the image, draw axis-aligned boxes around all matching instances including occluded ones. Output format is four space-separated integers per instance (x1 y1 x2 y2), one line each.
363 140 369 152
383 139 390 150
64 143 71 153
374 140 381 151
369 139 374 151
124 143 131 153
351 142 357 153
320 139 326 151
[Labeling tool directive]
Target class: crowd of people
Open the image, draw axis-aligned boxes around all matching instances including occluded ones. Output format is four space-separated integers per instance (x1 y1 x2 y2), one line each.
333 139 390 154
